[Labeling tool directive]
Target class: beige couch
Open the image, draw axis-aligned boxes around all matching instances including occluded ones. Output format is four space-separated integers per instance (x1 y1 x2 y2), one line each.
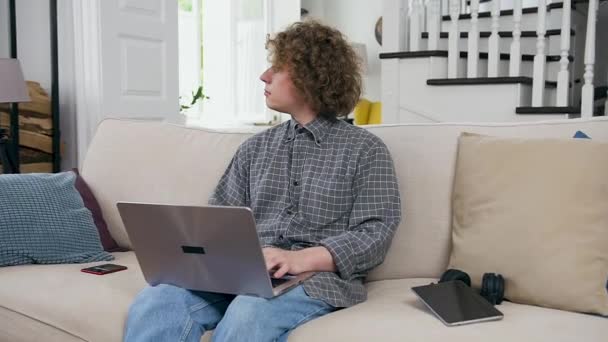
1 117 607 342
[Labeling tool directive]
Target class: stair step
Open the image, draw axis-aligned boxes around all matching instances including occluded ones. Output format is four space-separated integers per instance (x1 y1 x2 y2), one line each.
379 50 572 62
516 106 580 114
421 29 574 39
427 76 557 88
443 2 569 21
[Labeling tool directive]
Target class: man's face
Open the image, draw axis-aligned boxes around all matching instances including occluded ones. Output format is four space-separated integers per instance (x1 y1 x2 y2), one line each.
260 66 306 114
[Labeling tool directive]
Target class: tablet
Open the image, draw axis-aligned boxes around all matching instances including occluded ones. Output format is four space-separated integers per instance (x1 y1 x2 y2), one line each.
412 280 504 326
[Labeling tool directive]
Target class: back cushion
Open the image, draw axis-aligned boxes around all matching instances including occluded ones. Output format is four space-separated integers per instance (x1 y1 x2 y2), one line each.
84 118 608 281
81 119 252 249
364 118 608 281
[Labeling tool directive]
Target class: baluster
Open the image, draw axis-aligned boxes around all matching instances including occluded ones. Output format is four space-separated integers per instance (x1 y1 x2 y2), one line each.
581 0 598 117
409 0 423 51
532 0 547 106
508 0 522 76
427 0 442 50
487 0 501 77
448 0 460 78
556 0 571 106
467 0 480 77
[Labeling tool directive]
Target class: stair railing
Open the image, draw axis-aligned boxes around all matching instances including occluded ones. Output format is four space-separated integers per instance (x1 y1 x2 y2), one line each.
581 0 599 117
488 0 501 77
556 0 572 106
508 0 522 76
467 0 480 77
448 0 461 78
532 0 547 106
388 0 601 116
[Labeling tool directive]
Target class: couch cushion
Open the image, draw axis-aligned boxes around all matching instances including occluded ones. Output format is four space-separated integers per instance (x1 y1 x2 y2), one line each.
0 308 86 342
289 278 608 341
0 252 143 342
81 120 252 249
449 133 608 315
363 118 608 281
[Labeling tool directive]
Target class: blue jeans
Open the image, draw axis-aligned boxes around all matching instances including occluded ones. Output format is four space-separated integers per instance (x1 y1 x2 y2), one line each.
124 284 335 342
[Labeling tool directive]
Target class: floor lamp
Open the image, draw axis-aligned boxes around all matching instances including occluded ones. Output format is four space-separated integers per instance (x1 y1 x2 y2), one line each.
0 58 30 174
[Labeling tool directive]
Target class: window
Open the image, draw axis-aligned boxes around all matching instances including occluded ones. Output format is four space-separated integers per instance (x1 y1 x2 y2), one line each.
178 0 203 116
179 0 299 127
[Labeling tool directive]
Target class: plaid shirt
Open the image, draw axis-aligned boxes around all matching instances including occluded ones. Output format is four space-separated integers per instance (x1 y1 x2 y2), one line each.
209 117 401 307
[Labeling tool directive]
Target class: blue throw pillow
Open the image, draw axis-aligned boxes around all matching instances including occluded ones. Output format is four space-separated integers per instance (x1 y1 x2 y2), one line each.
0 171 114 266
573 130 591 139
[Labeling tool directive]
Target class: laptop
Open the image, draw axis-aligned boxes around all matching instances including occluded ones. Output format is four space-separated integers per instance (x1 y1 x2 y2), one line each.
411 281 504 326
116 202 314 298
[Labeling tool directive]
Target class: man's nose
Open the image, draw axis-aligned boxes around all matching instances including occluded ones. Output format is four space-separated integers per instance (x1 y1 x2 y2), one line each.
260 68 271 83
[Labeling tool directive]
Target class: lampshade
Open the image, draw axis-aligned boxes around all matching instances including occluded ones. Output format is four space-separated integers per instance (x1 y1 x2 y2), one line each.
0 58 30 103
351 42 368 74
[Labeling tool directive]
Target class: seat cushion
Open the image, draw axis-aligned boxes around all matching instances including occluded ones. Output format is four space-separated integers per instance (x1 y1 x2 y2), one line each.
0 252 143 342
288 278 608 342
0 252 214 342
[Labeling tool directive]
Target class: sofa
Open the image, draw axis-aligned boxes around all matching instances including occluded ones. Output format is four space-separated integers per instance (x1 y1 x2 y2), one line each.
1 117 607 342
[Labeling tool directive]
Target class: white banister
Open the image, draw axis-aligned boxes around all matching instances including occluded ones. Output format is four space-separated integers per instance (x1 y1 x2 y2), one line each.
487 0 501 77
467 0 480 77
532 0 547 106
409 0 423 51
427 0 442 50
581 0 598 117
448 0 460 78
556 0 571 106
508 0 522 76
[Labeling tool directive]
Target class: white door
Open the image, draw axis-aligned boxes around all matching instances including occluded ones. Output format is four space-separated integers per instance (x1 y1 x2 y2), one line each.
73 0 178 164
99 0 179 119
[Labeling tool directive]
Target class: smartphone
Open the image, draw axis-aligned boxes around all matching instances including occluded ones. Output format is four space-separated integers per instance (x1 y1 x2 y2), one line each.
81 263 128 275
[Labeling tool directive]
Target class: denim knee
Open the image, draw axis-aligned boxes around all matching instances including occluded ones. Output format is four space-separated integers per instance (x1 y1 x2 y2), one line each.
212 295 273 340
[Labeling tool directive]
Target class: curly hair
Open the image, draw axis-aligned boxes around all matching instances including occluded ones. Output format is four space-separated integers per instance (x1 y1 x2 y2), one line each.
265 20 363 120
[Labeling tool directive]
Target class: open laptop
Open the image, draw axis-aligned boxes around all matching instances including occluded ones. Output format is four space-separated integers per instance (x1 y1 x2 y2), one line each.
412 281 504 326
116 202 314 298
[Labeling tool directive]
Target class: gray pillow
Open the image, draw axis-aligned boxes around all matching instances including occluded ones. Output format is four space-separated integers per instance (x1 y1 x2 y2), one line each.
0 171 114 266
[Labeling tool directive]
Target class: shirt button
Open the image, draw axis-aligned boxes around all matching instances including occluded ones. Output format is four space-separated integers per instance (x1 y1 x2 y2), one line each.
286 209 294 215
278 235 285 240
293 181 299 186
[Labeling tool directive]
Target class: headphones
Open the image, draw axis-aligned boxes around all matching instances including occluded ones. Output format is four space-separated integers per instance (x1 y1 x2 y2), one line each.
439 268 505 305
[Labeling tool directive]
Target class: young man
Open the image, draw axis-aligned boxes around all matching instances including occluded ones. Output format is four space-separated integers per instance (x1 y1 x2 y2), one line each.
124 21 401 342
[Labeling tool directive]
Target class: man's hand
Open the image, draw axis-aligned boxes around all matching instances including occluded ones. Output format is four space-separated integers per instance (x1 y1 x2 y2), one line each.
263 246 337 279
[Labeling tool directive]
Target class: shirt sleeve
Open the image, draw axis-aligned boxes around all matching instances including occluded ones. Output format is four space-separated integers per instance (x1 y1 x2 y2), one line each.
208 143 251 207
319 141 402 280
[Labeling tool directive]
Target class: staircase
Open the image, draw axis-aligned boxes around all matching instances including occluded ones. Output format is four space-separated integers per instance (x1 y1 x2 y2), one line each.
380 0 607 123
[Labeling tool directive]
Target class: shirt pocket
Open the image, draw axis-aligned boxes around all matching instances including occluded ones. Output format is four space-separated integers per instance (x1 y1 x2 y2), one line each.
299 175 353 227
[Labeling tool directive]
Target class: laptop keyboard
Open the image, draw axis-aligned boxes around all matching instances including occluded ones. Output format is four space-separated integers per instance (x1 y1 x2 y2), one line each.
270 275 295 287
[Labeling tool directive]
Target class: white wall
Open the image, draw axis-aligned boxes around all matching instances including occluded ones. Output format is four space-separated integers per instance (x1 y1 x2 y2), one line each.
0 0 77 170
305 0 383 101
0 0 8 58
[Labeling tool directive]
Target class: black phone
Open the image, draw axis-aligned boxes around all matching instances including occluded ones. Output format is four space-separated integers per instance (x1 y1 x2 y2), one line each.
81 263 128 275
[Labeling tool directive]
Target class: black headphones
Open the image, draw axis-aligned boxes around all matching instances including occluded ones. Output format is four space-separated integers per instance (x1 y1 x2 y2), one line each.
439 268 505 305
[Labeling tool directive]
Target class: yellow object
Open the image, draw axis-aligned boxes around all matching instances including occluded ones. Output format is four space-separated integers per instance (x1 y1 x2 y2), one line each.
353 99 371 125
368 102 382 124
353 99 382 125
